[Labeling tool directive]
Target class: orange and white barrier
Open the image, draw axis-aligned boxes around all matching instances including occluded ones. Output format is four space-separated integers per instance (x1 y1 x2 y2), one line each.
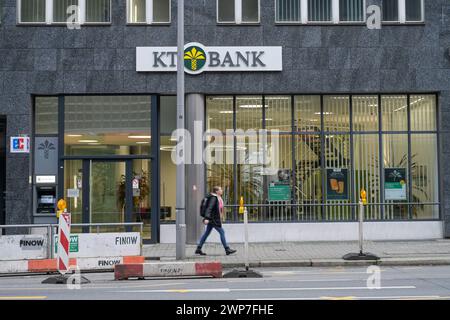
57 212 71 274
114 261 223 280
0 256 144 274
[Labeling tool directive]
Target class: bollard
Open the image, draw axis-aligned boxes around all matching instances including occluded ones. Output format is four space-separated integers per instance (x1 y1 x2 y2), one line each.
359 201 364 255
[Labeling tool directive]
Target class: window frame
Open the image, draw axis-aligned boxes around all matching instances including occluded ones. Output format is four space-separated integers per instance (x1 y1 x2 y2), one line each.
274 0 367 25
126 0 171 25
217 0 261 25
17 0 112 25
382 0 425 24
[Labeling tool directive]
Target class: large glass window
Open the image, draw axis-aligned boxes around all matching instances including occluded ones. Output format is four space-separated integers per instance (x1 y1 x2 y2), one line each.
383 0 399 21
405 0 423 22
64 96 151 156
353 96 379 132
53 0 78 23
217 0 260 24
339 0 364 22
35 97 58 135
276 0 301 22
206 94 439 223
383 0 424 22
128 0 146 23
86 0 110 23
323 96 350 132
127 0 170 23
20 0 46 23
308 0 332 22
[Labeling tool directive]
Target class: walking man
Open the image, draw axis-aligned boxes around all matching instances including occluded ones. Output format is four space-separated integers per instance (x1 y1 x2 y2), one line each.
196 186 237 256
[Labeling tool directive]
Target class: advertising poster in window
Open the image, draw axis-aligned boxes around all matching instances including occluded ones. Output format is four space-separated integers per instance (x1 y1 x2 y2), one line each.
385 168 407 200
326 169 349 200
268 169 291 201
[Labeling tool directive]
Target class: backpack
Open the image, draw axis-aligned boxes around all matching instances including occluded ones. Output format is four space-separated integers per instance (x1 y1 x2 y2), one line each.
200 195 211 218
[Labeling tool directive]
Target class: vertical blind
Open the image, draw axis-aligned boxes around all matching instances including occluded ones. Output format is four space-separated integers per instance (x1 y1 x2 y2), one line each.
53 0 79 23
339 0 364 22
308 0 332 21
21 0 46 22
276 0 301 22
86 0 110 22
383 0 399 21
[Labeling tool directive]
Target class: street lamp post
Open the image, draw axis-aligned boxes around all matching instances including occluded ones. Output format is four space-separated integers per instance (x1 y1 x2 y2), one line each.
176 0 186 260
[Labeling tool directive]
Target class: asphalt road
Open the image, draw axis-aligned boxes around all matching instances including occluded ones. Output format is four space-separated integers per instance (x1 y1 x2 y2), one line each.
0 266 449 300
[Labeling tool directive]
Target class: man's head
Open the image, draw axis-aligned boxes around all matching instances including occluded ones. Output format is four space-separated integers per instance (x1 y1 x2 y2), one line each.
212 186 223 196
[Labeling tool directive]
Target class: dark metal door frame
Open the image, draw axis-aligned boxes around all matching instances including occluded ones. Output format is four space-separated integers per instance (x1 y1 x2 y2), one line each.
0 117 6 234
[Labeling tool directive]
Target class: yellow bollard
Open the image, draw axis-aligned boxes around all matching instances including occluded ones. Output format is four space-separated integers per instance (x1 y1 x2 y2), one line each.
360 189 367 205
239 196 244 214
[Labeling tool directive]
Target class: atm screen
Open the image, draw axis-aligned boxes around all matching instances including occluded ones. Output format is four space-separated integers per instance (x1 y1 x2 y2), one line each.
40 195 54 204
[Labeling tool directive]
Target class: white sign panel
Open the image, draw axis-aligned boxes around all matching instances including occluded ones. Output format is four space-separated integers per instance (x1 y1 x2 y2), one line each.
54 232 141 258
0 235 48 261
137 42 283 74
10 137 30 153
67 188 80 198
36 175 56 184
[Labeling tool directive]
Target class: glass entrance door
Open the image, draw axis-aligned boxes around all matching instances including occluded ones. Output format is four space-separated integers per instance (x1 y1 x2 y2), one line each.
90 161 125 230
63 159 153 241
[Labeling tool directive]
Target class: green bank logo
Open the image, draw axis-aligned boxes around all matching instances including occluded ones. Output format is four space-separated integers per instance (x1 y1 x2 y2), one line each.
184 43 207 75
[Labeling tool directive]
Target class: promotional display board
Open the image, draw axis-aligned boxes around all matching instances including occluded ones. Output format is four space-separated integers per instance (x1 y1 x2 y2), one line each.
54 232 141 258
326 168 349 200
385 168 407 200
268 169 291 201
0 235 48 260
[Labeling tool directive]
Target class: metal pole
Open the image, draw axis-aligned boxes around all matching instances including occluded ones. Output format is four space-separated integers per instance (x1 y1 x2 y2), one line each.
359 201 364 255
176 0 186 260
244 207 249 271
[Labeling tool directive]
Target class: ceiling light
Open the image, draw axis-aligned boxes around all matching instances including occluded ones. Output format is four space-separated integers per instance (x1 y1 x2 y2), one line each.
314 112 333 115
78 140 98 143
67 134 82 137
136 142 150 144
128 135 151 139
219 111 234 114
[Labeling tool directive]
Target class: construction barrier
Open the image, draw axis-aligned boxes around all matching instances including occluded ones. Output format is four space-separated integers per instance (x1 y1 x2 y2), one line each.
114 261 223 280
0 256 144 274
0 223 144 275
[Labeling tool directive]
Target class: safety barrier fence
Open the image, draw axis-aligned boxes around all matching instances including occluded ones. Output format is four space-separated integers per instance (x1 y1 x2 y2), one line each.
0 222 143 262
222 202 440 222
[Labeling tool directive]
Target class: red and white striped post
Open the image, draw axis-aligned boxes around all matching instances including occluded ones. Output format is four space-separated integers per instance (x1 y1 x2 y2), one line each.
57 212 71 274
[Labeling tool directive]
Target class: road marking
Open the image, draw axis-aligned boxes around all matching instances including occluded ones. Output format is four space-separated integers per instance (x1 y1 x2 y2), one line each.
321 296 356 300
0 282 187 291
240 295 446 301
0 296 47 300
114 285 415 294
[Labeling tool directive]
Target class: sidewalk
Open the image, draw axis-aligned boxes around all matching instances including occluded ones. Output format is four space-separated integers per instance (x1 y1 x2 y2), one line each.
143 240 450 268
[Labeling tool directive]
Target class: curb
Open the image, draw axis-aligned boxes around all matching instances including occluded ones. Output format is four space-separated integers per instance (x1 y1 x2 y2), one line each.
0 256 145 274
164 257 450 269
114 261 223 280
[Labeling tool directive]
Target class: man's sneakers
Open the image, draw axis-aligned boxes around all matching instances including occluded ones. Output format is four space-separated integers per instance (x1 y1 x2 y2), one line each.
225 248 237 255
195 248 206 256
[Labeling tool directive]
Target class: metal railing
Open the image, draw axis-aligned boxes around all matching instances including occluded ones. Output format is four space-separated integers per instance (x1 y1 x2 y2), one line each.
0 222 144 259
222 202 440 222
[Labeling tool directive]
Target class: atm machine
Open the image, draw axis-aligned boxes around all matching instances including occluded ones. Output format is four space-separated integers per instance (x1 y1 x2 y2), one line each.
33 137 59 224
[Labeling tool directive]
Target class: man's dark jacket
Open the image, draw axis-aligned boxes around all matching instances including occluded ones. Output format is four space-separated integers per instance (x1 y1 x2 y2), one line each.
204 194 222 227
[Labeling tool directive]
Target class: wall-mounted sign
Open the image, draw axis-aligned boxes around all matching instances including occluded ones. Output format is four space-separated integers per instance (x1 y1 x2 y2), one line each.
268 169 291 201
35 137 58 175
385 168 407 200
326 168 349 200
67 188 80 198
137 42 283 74
36 175 56 184
10 137 30 153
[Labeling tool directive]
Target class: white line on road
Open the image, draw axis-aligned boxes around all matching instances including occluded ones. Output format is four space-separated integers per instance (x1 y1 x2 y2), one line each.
114 285 415 294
